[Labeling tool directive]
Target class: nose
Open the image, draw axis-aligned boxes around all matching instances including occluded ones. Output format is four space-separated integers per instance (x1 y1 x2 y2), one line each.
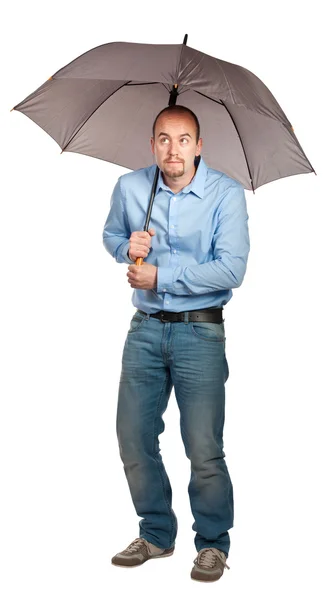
169 141 179 156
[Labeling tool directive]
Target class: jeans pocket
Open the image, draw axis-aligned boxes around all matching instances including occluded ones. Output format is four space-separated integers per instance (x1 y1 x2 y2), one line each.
127 311 146 334
191 321 225 342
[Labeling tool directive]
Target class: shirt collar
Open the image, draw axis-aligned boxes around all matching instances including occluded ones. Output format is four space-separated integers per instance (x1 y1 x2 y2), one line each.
156 156 207 199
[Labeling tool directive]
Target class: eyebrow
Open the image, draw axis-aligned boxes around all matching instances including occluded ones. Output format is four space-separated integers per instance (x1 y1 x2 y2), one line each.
158 132 192 138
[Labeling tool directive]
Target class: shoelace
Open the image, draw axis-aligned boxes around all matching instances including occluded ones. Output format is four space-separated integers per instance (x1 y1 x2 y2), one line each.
194 548 230 570
124 538 148 554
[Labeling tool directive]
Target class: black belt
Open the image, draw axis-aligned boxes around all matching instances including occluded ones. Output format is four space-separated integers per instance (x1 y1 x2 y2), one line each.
138 306 223 324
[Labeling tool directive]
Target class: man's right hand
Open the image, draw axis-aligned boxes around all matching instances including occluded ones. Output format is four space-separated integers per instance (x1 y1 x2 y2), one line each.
128 228 156 262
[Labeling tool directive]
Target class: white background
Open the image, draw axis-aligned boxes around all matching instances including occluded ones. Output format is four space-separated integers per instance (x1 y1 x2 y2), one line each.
2 1 334 598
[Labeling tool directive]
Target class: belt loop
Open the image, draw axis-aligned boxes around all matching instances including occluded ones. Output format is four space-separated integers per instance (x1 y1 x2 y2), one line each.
184 310 189 324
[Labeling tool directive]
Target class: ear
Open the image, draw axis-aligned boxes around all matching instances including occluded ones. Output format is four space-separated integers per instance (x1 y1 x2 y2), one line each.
195 137 203 156
150 137 155 155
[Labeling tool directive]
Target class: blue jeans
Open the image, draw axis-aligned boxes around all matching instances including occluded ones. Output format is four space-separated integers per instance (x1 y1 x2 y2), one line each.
116 309 233 558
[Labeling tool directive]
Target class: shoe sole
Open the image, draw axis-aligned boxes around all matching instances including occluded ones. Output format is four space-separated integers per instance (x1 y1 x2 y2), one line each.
111 549 175 567
191 575 222 582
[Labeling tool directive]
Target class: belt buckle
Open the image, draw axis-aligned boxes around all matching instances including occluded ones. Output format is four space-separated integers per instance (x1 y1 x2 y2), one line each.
160 312 170 323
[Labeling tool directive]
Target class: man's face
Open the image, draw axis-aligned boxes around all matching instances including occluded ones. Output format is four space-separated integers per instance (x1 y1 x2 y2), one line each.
150 113 202 181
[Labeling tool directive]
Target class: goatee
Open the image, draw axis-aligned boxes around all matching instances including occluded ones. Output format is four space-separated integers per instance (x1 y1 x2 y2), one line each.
163 164 185 179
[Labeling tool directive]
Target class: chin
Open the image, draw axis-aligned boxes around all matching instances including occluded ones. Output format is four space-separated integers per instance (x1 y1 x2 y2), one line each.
164 167 185 178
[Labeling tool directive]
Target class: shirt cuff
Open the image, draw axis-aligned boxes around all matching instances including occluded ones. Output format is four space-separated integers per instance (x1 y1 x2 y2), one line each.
120 241 134 264
157 267 174 294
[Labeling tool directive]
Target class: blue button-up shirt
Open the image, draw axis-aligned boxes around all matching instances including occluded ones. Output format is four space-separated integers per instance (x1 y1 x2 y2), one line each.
102 157 250 313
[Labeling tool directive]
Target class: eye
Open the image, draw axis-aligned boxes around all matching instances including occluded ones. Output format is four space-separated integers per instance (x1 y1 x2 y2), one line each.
180 138 188 143
160 137 169 143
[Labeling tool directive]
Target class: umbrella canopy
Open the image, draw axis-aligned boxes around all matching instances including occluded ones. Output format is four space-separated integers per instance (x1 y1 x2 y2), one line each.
11 38 315 191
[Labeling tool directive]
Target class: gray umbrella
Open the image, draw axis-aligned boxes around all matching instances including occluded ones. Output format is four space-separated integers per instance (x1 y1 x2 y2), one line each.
11 34 315 264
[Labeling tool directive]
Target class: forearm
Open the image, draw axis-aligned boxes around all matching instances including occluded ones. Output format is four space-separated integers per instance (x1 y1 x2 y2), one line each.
103 235 133 264
157 255 249 295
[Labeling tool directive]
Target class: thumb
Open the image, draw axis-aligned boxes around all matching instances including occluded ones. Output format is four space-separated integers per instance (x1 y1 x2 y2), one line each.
148 228 155 236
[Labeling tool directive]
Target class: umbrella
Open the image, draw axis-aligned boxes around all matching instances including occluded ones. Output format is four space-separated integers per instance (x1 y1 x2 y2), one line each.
11 34 315 266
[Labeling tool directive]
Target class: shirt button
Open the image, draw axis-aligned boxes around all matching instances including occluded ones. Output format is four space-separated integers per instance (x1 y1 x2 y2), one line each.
173 250 177 253
166 300 170 304
163 288 167 292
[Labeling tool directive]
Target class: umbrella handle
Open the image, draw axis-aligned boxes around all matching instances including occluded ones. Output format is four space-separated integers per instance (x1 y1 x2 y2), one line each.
135 165 159 266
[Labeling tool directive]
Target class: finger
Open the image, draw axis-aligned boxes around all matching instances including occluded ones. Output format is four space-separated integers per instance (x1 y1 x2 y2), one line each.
131 232 151 240
130 249 148 258
130 246 146 255
129 239 146 251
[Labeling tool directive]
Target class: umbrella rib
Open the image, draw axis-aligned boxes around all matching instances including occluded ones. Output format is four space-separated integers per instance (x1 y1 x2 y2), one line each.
287 128 317 174
219 98 255 193
176 40 188 83
194 90 254 192
62 80 132 152
125 82 162 86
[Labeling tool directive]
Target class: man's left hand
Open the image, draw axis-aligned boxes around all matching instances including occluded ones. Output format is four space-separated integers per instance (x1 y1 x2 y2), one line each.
127 263 158 290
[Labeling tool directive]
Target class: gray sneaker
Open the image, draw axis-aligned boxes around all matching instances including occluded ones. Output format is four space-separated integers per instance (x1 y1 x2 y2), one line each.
191 547 230 582
111 537 175 567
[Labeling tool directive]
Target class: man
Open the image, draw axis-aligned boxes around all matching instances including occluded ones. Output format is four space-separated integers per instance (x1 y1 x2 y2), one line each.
102 105 250 582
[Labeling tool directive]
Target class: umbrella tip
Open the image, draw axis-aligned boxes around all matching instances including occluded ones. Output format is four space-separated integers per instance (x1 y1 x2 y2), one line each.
10 108 14 111
183 34 188 45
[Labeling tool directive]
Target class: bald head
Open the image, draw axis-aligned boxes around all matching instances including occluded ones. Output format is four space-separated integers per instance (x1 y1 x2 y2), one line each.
152 105 200 143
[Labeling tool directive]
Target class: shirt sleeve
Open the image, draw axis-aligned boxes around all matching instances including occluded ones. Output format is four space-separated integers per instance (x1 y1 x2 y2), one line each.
102 177 134 264
156 184 250 295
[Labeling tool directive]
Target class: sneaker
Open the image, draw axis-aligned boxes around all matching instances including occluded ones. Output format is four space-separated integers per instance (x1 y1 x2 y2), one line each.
191 547 230 582
111 537 175 567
